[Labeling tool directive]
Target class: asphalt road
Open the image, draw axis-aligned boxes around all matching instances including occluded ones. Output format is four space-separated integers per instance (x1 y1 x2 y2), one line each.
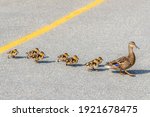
0 0 150 100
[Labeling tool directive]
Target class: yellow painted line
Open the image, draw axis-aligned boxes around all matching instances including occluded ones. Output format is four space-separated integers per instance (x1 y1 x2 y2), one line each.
0 0 105 54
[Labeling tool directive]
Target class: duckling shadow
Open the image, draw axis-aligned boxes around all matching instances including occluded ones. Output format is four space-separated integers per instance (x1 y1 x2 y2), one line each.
95 68 108 72
67 64 84 67
38 60 55 64
14 56 27 59
44 56 49 58
98 65 105 67
112 70 150 75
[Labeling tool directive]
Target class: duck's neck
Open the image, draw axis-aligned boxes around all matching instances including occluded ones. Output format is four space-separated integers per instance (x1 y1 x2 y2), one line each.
128 46 136 65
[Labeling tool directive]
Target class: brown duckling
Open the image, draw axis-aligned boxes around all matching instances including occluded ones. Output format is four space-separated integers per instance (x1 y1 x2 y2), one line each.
66 55 79 66
7 49 19 58
26 48 40 59
33 51 45 63
57 53 69 62
105 41 139 77
85 57 103 70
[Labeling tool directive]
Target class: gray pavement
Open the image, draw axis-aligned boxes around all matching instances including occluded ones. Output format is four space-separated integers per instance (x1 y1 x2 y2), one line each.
0 0 150 100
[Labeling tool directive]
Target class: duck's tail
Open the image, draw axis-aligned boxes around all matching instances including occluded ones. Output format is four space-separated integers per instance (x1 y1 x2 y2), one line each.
104 62 111 69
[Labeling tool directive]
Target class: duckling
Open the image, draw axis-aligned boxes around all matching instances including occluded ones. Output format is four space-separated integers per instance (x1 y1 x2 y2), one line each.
7 49 19 58
66 55 79 65
92 57 103 69
85 61 95 70
57 53 69 62
105 41 139 77
26 48 40 59
33 51 45 63
85 57 103 70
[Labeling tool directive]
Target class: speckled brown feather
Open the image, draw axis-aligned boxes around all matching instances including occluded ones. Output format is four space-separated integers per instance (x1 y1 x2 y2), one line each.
105 41 139 76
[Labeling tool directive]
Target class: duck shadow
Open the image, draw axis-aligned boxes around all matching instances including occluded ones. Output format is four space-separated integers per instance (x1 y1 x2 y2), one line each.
38 60 55 64
14 56 27 59
128 70 150 75
112 70 150 75
66 64 84 67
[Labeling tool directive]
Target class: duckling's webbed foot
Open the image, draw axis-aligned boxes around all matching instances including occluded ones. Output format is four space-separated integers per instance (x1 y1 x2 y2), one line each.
124 70 136 77
35 60 39 63
12 56 15 58
86 68 91 71
92 68 97 71
26 56 29 59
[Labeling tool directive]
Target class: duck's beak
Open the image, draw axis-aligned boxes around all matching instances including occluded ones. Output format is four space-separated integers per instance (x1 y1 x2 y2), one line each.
135 44 140 49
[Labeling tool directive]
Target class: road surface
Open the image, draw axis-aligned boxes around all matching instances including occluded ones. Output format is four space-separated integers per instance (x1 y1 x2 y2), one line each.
0 0 150 99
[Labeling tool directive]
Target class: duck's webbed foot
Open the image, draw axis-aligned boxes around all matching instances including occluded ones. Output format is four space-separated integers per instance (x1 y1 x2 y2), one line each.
119 70 126 75
124 70 136 77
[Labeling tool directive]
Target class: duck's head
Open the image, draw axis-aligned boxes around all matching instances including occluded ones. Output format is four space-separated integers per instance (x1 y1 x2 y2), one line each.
129 41 140 49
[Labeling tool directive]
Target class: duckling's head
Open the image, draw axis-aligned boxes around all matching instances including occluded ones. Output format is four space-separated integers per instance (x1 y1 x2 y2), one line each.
64 53 69 57
129 41 140 49
40 51 45 56
73 55 79 60
35 48 40 52
14 49 19 53
98 57 103 61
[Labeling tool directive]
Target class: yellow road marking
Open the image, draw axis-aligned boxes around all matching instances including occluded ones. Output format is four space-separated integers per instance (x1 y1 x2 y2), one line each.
0 0 104 54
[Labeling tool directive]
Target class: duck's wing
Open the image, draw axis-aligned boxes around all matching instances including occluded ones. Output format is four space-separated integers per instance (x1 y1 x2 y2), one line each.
108 56 130 66
116 56 130 64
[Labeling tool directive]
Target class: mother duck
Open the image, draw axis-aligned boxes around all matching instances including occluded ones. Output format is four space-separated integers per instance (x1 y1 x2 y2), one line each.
105 41 139 77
